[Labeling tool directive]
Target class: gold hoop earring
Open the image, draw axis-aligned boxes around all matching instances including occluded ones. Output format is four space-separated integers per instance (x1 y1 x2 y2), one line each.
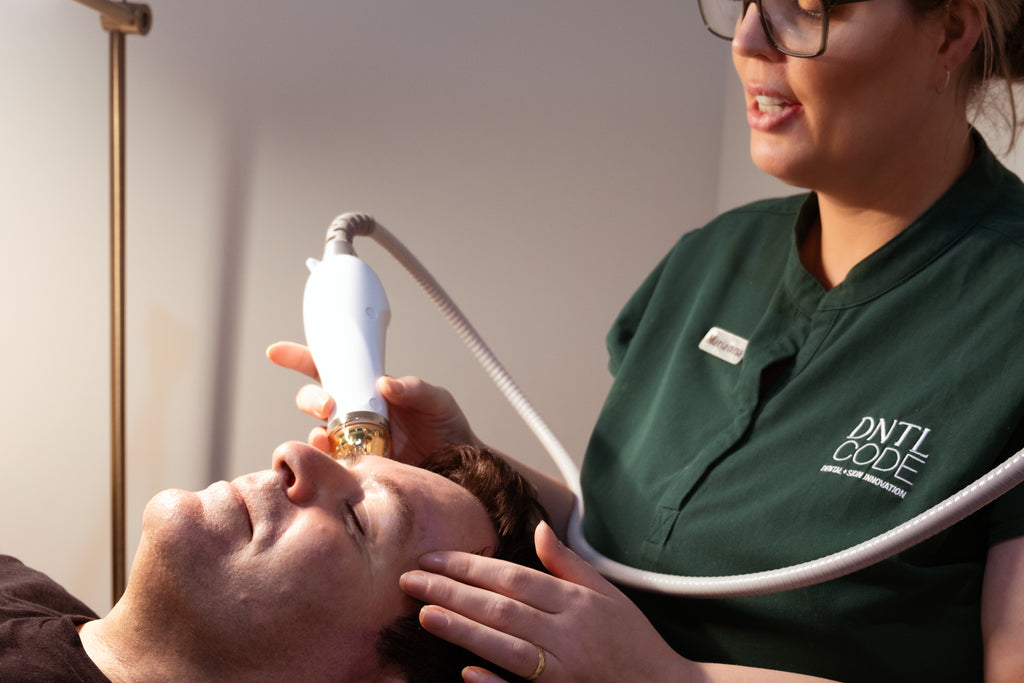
936 67 951 94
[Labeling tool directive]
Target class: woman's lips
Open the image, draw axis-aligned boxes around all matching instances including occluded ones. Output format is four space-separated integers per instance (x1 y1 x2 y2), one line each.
747 92 801 131
755 95 787 113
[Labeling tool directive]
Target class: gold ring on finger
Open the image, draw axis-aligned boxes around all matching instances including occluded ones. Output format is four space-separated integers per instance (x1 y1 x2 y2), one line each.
526 644 546 681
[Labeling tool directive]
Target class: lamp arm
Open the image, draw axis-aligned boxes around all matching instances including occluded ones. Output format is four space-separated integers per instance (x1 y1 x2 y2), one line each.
71 0 152 35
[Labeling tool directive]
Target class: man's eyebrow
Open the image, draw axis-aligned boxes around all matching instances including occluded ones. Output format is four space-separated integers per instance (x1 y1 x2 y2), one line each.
374 474 415 546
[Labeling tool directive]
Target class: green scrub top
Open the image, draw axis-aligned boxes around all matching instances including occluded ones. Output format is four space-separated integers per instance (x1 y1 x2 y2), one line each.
581 133 1024 682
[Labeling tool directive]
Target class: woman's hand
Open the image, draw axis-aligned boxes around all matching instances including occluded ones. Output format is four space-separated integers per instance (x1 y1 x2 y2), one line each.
266 341 479 465
399 521 689 682
266 341 333 452
375 374 480 466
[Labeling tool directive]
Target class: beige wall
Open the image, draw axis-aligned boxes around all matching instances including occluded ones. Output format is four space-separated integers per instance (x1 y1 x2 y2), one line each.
2 0 726 612
2 1 1021 614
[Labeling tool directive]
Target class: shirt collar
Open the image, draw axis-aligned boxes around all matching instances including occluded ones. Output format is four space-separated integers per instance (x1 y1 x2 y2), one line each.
784 131 1012 311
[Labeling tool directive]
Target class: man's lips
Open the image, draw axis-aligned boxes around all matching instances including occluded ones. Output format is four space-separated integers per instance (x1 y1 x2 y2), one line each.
230 482 255 539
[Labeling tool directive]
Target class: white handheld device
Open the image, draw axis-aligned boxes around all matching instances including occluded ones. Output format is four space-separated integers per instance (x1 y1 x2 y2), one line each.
303 223 392 459
307 213 1024 598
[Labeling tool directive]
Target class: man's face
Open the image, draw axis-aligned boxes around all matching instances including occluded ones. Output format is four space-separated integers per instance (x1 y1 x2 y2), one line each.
131 441 498 680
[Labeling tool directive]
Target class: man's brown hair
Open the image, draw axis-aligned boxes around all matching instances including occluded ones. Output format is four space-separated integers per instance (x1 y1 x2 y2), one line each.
375 443 550 682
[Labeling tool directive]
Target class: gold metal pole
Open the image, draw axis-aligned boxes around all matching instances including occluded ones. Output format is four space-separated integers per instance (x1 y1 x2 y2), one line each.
71 0 151 605
109 27 127 604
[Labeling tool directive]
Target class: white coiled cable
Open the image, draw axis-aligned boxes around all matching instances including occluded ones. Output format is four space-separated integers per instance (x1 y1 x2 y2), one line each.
338 213 1024 598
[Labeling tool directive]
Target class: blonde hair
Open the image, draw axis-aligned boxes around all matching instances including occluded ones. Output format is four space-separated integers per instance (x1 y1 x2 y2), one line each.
910 0 1024 147
970 0 1024 145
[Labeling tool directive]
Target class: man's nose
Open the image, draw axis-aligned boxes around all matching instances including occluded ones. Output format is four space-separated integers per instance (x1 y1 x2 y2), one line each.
272 441 361 505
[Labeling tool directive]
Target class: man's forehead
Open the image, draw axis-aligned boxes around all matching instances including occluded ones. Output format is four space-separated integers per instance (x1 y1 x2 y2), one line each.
342 454 497 549
364 472 415 547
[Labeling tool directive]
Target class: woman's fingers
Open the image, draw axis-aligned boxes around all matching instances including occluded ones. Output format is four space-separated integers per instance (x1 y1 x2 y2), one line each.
296 384 333 420
374 375 479 461
406 552 569 615
379 375 474 437
267 342 333 428
411 522 618 606
462 666 509 683
268 343 480 463
401 565 550 634
399 532 583 680
418 605 559 682
378 375 448 411
402 524 684 681
532 520 620 595
266 341 319 380
307 426 331 452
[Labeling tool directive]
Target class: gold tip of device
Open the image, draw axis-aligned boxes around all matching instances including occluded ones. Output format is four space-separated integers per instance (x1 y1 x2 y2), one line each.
328 420 392 459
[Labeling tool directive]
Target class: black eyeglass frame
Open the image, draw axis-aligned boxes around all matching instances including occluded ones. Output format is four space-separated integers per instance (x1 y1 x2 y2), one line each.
698 0 872 58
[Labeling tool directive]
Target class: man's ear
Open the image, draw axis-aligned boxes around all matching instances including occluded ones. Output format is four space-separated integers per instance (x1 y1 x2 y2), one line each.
939 0 984 73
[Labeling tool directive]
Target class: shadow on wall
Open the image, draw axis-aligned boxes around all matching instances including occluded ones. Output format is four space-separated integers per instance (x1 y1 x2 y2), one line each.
205 112 254 484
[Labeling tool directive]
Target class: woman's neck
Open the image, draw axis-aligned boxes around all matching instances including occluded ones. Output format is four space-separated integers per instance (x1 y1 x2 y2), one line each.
800 126 975 290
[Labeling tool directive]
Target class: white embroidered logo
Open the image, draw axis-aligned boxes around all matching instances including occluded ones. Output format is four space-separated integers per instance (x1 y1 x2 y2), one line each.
819 417 933 499
699 327 748 365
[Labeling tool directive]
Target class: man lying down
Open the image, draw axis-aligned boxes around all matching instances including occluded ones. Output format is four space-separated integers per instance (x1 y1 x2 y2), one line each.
0 441 548 682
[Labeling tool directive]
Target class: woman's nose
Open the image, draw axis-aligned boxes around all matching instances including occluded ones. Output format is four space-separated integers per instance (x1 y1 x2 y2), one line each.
732 2 776 57
272 441 360 505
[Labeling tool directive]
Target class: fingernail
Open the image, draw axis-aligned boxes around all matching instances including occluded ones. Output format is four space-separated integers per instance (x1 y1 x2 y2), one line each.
296 385 328 413
419 552 444 570
400 572 427 595
419 605 449 630
536 520 558 544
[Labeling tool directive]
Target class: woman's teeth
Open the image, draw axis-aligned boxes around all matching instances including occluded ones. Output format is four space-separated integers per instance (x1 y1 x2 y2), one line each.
755 95 786 113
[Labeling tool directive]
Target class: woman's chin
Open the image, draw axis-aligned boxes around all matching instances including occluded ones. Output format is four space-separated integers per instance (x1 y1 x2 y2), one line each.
749 140 817 190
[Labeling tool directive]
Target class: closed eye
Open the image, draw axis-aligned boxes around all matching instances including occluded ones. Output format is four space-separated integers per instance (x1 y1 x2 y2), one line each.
346 502 366 536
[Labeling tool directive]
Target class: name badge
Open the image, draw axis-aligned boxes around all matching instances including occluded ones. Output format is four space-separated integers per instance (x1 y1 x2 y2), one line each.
699 327 748 365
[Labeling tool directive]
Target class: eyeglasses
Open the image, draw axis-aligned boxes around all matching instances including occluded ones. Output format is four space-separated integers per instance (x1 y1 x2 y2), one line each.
698 0 872 58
